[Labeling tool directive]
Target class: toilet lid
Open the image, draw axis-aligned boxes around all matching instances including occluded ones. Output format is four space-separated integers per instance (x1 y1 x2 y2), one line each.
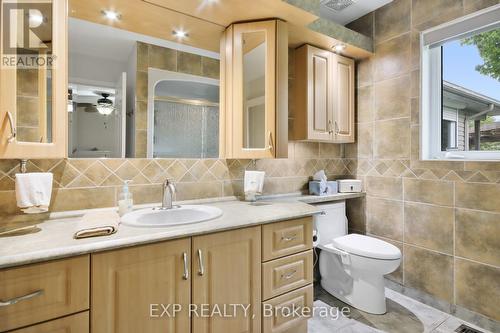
332 234 401 260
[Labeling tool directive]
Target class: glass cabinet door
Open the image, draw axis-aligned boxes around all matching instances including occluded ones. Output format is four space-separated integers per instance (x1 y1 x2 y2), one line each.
0 0 67 159
232 20 276 159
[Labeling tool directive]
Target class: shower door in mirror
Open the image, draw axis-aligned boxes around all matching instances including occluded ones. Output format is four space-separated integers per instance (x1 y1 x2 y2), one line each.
0 0 67 158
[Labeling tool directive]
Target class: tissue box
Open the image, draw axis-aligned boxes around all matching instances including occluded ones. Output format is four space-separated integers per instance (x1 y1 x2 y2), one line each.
309 181 338 196
337 179 362 193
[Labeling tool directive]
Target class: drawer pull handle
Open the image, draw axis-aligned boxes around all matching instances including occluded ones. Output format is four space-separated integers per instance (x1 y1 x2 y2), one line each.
197 249 204 276
182 252 189 280
281 270 297 280
0 289 44 307
281 234 297 242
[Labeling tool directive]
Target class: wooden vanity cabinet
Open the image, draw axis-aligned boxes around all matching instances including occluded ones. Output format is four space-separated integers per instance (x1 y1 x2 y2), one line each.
220 19 288 159
292 44 355 143
192 226 261 333
0 0 67 159
91 238 192 333
9 312 89 333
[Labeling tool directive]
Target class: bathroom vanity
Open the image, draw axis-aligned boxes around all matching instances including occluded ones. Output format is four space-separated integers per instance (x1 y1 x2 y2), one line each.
0 200 319 333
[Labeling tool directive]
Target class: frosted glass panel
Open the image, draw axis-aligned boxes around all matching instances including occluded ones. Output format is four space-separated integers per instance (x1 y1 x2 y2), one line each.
153 101 219 158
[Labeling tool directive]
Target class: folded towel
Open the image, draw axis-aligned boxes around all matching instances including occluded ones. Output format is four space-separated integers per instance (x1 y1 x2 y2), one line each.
74 211 120 239
244 170 265 198
15 173 53 214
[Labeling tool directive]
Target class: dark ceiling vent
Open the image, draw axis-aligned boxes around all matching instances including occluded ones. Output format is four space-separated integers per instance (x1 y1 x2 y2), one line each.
321 0 355 12
455 324 484 333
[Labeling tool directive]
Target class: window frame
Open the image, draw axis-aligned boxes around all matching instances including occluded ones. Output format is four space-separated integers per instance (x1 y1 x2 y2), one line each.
420 4 500 161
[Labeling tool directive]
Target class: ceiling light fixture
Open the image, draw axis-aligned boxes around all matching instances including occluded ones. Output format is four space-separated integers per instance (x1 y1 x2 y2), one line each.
172 29 189 40
101 10 121 21
28 11 44 26
332 43 346 53
96 93 114 116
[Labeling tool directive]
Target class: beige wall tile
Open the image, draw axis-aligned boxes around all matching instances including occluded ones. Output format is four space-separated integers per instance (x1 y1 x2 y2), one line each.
367 197 403 241
148 44 177 71
374 33 410 82
17 69 38 96
374 118 411 159
346 13 374 38
404 178 454 206
51 187 116 211
463 0 500 14
178 52 202 76
175 181 222 201
319 143 341 158
357 59 373 87
455 259 500 321
412 0 463 29
374 75 410 120
366 176 403 199
455 182 500 213
404 202 453 254
0 191 18 215
357 85 373 123
294 142 319 158
357 123 373 158
136 71 148 101
374 0 411 44
346 196 366 233
136 42 149 71
456 209 500 267
404 245 454 302
201 57 220 79
410 30 420 70
410 98 419 125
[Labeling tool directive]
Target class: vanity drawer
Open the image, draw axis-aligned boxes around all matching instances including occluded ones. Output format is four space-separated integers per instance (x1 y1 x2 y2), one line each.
0 256 90 332
10 311 89 333
262 217 313 261
262 250 313 300
262 284 313 333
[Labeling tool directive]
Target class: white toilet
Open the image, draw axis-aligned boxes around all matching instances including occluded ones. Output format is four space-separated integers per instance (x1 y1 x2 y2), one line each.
314 201 401 314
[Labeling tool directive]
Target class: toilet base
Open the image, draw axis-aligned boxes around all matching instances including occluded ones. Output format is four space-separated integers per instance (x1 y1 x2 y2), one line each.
319 251 390 315
320 274 387 315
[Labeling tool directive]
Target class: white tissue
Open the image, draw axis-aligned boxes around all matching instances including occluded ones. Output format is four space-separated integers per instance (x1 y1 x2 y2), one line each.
313 170 327 182
313 170 328 194
15 172 53 214
244 171 265 200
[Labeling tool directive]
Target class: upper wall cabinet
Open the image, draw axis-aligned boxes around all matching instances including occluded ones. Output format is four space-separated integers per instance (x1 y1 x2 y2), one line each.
292 44 355 143
220 19 288 159
0 0 67 159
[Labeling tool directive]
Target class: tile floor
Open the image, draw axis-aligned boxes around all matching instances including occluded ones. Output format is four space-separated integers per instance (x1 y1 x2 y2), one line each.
309 285 491 333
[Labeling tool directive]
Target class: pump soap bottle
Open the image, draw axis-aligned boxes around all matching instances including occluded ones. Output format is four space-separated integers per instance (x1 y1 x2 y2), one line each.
118 180 133 216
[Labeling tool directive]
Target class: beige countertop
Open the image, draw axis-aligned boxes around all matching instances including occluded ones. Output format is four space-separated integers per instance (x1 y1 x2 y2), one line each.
0 192 364 269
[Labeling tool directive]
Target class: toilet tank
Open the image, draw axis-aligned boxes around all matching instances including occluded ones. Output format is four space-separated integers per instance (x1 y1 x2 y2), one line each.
313 201 348 245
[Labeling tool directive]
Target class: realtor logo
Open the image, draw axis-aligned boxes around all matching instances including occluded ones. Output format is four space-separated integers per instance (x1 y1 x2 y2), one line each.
1 0 55 68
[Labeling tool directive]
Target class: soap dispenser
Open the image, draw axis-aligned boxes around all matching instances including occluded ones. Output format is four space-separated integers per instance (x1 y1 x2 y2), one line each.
118 180 133 216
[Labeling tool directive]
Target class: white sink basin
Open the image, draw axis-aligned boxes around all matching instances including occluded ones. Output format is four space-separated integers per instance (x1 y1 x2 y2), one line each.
121 205 223 228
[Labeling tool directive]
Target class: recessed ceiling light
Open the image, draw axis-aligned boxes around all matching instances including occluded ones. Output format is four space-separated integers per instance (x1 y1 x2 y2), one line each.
101 10 121 21
172 29 189 39
332 43 346 53
28 11 44 26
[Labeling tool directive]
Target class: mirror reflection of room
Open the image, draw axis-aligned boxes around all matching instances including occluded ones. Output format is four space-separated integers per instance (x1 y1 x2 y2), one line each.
67 15 220 158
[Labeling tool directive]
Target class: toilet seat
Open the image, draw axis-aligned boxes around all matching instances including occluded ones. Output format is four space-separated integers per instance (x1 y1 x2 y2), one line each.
331 234 401 260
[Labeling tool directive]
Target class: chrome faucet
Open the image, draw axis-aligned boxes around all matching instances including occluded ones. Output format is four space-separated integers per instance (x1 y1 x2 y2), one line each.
161 179 176 209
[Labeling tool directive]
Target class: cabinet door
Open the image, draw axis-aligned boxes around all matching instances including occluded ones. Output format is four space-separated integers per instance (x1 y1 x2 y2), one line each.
308 46 333 141
91 239 191 333
10 311 89 333
231 21 276 159
192 226 261 333
0 0 67 158
331 54 355 143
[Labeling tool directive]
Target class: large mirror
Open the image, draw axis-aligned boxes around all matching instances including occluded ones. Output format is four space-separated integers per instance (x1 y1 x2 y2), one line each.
67 1 221 158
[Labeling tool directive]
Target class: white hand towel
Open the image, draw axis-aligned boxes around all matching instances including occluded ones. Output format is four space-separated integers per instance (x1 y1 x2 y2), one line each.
15 173 53 214
244 171 265 194
74 211 120 239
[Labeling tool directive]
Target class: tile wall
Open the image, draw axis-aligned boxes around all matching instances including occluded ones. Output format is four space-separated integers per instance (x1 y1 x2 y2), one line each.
345 0 500 324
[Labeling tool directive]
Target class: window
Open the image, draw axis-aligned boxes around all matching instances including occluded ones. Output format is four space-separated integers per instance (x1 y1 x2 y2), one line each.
421 5 500 160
